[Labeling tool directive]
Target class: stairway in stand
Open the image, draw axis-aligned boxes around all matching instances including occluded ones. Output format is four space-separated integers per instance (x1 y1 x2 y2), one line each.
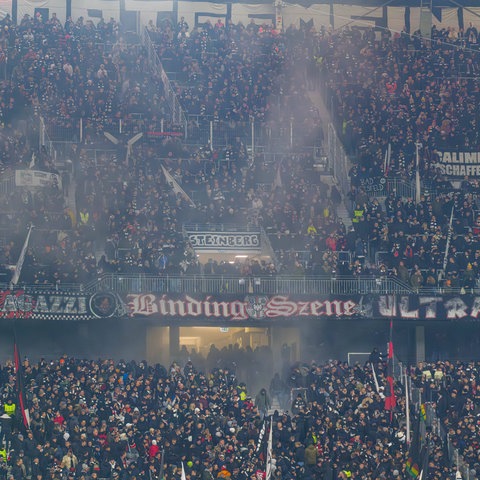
320 174 352 230
268 394 285 416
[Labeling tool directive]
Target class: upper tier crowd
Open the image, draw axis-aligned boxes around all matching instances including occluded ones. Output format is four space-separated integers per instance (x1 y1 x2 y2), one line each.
0 351 478 480
319 22 480 290
0 13 479 290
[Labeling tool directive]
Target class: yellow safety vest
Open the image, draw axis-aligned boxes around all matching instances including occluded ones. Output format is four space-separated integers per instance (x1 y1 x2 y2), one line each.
79 211 89 225
4 403 16 415
352 209 363 223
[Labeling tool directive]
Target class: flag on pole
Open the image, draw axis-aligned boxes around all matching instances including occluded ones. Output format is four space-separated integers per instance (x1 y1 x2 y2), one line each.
415 168 421 204
255 420 267 453
266 416 273 480
161 165 196 208
272 163 282 190
418 443 429 480
159 449 165 480
415 143 422 204
241 418 267 479
406 413 424 478
371 362 380 394
181 462 187 480
405 368 411 445
13 338 30 428
11 225 33 285
384 320 397 417
420 403 427 422
29 152 36 169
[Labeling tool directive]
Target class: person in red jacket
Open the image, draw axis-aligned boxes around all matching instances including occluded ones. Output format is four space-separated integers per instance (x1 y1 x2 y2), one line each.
148 439 159 458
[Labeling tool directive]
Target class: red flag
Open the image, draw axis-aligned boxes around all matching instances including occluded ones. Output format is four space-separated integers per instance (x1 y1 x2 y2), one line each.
14 339 30 428
384 321 397 415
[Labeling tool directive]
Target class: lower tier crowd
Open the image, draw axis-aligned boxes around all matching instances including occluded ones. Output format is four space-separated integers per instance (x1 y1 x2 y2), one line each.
0 350 478 480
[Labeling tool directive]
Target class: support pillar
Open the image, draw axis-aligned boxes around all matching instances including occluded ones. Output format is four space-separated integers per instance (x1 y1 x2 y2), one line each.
66 0 71 22
146 326 170 367
169 326 180 364
270 327 299 376
415 326 425 363
12 0 17 24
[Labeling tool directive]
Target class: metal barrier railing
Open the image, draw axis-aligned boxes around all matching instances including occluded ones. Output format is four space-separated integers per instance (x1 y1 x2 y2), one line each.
93 273 413 295
0 169 15 196
327 122 350 198
6 272 480 296
184 223 261 233
447 433 473 480
39 116 58 165
364 177 417 199
143 27 187 132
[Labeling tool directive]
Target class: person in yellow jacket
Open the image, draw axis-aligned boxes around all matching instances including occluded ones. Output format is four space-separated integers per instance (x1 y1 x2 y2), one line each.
236 383 248 401
3 399 15 417
352 204 364 223
0 445 6 462
79 208 90 226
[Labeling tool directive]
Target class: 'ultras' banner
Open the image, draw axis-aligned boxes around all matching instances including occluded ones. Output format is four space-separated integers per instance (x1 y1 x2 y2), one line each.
434 151 480 177
126 293 480 322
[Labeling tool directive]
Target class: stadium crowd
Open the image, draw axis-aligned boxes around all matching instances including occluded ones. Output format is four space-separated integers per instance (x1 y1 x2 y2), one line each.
0 12 324 284
0 351 477 480
0 8 477 480
1 11 480 291
319 24 480 288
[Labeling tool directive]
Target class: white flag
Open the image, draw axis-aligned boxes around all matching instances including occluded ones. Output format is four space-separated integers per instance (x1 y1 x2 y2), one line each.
11 225 33 285
266 416 273 480
161 165 196 208
29 152 36 169
272 164 282 190
371 363 380 393
181 462 187 480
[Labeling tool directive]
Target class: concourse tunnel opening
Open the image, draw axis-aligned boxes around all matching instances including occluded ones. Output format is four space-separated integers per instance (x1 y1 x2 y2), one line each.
147 325 300 394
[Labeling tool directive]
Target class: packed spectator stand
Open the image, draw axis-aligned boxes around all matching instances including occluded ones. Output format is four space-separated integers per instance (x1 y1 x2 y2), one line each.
2 12 480 291
321 24 480 290
0 350 477 480
0 13 327 285
0 9 479 480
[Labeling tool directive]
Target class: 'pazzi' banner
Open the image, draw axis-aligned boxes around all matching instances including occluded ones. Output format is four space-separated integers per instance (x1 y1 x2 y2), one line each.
0 290 125 320
435 151 480 177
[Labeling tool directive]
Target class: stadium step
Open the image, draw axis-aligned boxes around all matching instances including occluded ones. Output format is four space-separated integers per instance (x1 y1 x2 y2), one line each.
268 394 285 416
318 175 353 229
336 202 353 229
306 90 354 230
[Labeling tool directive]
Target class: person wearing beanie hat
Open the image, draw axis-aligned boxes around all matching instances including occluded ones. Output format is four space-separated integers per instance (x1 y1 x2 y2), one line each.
149 440 159 458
